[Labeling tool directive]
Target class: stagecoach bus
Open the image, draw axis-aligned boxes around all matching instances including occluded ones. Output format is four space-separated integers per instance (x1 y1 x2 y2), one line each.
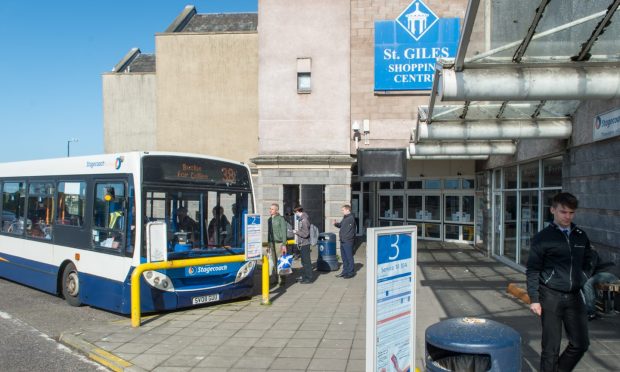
0 152 257 314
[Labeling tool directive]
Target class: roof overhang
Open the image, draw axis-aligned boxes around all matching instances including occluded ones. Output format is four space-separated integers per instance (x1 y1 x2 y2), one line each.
412 0 620 159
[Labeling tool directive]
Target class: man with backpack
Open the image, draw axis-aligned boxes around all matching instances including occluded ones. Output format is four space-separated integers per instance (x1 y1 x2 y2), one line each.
293 205 313 284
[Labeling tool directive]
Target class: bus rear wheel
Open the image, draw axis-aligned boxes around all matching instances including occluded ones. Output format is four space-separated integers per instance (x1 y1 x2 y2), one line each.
62 263 82 307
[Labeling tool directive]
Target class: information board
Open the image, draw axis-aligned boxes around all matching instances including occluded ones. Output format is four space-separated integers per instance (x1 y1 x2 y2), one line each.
366 226 417 372
244 214 262 261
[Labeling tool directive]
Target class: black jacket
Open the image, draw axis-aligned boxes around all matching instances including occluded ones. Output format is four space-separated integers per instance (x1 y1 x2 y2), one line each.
335 213 356 243
526 222 593 303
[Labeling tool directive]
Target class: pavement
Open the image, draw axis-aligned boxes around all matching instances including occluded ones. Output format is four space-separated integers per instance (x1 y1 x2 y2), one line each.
59 241 620 371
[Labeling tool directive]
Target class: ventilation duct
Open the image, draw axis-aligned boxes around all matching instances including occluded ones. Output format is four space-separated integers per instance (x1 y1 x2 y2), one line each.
409 141 516 156
416 119 572 141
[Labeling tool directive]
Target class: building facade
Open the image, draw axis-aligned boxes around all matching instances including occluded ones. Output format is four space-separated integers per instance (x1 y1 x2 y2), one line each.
103 1 620 271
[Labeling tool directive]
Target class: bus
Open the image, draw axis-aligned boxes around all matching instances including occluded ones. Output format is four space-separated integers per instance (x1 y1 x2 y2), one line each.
0 152 257 314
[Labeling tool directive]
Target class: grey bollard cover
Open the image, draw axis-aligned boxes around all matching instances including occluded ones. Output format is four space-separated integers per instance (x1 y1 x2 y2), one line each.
425 317 521 372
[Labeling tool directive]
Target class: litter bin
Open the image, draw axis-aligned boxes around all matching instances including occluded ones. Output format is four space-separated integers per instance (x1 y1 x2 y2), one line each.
316 232 339 271
425 317 521 372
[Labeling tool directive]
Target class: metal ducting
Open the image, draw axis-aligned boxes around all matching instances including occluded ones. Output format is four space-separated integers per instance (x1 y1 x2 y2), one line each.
409 141 516 156
416 119 572 141
439 66 620 101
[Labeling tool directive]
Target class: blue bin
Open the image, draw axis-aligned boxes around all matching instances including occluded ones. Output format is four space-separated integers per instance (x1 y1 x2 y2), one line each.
316 232 339 271
425 317 521 372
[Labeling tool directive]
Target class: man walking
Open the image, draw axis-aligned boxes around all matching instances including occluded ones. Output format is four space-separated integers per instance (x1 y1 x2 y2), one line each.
267 203 288 287
526 192 593 372
334 204 356 279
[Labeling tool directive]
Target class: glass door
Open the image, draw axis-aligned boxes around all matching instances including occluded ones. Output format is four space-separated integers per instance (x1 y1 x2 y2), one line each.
444 194 475 242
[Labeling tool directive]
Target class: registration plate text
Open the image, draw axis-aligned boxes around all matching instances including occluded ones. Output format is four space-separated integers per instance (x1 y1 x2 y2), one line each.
192 294 219 305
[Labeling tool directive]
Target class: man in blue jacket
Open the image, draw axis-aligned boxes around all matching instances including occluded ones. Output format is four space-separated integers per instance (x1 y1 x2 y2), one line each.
334 204 357 279
526 192 593 372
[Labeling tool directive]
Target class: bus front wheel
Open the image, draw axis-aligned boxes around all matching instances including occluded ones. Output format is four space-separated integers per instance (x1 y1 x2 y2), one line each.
62 263 82 307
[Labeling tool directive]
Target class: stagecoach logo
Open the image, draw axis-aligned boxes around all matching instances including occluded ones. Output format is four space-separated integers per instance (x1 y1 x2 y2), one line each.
115 156 124 170
187 265 228 276
396 0 439 41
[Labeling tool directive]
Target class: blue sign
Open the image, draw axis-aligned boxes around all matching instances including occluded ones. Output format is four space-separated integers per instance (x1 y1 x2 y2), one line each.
374 0 460 91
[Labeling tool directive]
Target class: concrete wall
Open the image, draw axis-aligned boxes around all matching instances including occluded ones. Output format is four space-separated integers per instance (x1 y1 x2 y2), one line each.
258 0 351 155
565 99 620 270
102 73 157 153
155 32 258 164
350 0 468 153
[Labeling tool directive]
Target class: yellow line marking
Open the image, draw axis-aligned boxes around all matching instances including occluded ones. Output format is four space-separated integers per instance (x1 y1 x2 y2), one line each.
89 348 132 370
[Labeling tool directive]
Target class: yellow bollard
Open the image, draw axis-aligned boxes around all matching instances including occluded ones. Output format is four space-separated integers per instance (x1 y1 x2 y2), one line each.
130 255 246 327
261 254 271 305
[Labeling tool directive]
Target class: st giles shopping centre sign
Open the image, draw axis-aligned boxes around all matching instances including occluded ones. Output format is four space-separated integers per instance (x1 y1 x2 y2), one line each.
374 0 460 91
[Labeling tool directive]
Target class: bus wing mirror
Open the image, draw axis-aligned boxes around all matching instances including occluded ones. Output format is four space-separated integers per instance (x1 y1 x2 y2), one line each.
146 221 168 262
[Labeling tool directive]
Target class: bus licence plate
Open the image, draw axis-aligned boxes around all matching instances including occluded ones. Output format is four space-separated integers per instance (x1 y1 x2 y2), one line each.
192 294 219 305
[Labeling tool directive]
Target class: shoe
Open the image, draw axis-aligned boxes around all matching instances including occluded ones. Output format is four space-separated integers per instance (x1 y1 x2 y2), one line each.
588 313 598 321
299 279 312 284
342 272 356 279
296 276 304 282
335 273 345 278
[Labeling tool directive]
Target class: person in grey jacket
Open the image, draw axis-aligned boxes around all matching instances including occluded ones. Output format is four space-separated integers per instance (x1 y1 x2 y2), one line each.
293 206 313 284
334 204 356 279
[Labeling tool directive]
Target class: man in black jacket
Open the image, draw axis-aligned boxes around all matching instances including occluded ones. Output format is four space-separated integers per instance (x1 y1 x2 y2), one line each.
526 192 593 372
334 204 356 279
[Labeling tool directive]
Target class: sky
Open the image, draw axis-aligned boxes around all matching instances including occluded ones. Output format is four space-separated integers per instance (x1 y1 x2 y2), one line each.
0 0 257 163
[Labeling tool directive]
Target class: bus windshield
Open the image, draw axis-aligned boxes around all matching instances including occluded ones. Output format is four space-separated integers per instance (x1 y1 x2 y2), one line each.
143 188 253 257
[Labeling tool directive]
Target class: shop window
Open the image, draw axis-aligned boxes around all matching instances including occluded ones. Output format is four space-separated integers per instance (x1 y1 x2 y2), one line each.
464 178 475 189
57 181 86 227
543 156 562 187
504 166 518 189
393 181 404 190
2 181 25 235
520 161 539 189
26 182 55 240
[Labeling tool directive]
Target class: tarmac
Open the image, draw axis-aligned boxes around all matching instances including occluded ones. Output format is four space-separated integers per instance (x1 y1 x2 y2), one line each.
59 241 620 372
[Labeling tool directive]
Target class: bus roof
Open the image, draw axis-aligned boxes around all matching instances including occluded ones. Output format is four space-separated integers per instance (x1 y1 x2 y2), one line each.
0 151 248 178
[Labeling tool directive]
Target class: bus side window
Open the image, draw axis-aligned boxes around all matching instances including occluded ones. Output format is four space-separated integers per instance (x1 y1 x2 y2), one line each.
26 182 55 240
2 181 26 235
56 181 86 227
93 182 127 251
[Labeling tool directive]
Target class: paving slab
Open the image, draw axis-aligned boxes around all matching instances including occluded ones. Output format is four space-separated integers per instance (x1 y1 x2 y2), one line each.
60 241 620 371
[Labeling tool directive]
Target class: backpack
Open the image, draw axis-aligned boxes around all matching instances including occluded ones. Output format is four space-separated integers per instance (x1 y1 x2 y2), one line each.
309 224 320 246
286 221 295 240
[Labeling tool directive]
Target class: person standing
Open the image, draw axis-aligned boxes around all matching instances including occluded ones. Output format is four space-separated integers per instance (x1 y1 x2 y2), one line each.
526 192 593 372
334 204 356 279
583 249 618 320
267 203 288 286
293 205 313 284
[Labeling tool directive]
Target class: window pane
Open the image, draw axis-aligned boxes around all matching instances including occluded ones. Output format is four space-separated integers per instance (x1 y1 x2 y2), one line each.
93 182 127 251
424 179 441 189
425 223 441 239
503 192 517 262
445 179 460 189
379 195 390 218
542 190 558 227
408 195 422 220
379 182 391 189
445 224 459 240
393 181 404 190
407 181 422 189
520 191 539 266
504 166 518 189
494 170 501 190
27 182 54 240
57 182 86 227
2 182 25 235
543 156 563 187
462 196 474 223
464 178 475 189
520 161 539 189
444 196 459 222
392 195 403 219
426 195 441 220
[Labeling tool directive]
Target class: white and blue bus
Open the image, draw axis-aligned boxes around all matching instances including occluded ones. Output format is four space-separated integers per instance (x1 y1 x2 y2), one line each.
0 152 257 314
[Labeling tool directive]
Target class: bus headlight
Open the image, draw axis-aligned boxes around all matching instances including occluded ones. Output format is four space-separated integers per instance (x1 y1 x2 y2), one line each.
142 270 175 292
235 261 256 283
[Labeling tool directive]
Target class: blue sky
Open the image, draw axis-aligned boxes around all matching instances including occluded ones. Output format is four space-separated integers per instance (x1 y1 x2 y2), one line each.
0 0 257 162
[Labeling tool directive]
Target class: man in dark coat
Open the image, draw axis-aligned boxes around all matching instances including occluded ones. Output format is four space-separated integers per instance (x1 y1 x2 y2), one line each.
334 204 356 279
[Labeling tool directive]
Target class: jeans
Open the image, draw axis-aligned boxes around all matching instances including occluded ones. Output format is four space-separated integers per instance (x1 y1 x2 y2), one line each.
340 241 355 275
583 272 619 315
299 244 313 281
539 285 589 372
